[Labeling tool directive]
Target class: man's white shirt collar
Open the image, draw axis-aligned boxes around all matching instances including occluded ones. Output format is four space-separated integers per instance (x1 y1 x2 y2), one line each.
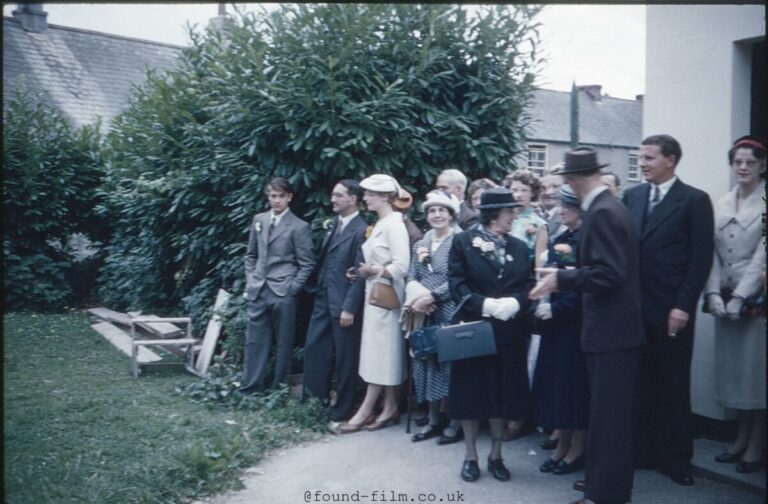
648 176 677 202
581 185 609 212
270 209 288 227
338 211 359 229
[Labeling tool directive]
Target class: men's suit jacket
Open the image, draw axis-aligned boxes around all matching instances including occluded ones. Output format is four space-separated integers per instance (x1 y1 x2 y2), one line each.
457 200 480 230
622 179 714 326
558 190 645 353
305 214 368 317
245 209 316 301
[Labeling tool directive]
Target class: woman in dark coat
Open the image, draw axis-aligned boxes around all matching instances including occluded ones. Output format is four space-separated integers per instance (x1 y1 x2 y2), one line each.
447 187 532 483
531 184 589 476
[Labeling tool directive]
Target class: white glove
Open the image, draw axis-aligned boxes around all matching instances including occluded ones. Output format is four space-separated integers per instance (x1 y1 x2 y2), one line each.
482 298 500 318
725 297 743 321
706 293 726 317
492 297 520 321
535 302 553 320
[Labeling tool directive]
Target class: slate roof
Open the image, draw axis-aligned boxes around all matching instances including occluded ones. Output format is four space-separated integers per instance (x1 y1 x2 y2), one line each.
3 16 183 130
526 88 642 148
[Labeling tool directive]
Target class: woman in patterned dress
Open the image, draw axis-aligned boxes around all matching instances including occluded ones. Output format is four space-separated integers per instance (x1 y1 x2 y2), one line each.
407 191 461 444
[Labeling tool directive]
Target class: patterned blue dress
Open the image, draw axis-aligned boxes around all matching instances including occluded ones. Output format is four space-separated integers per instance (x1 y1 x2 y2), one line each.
408 229 457 403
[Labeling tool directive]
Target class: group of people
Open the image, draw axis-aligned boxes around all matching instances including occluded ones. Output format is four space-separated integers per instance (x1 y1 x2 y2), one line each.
241 134 766 504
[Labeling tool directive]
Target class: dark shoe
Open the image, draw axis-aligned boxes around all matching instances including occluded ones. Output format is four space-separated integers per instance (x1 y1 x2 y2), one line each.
552 455 585 475
540 437 559 450
714 450 744 463
411 425 441 442
487 457 511 481
660 467 694 486
437 427 464 445
338 414 375 434
414 416 430 427
573 479 586 492
366 412 400 431
539 457 562 473
735 460 762 473
461 460 480 482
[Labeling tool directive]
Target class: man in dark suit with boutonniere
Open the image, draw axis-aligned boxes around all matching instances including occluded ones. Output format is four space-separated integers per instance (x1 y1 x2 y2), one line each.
241 177 316 392
531 147 645 504
303 180 368 432
622 134 714 486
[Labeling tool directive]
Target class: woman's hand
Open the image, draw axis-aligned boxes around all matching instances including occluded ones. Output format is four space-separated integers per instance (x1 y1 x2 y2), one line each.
706 293 726 317
358 262 375 279
411 295 435 314
535 302 552 320
725 297 743 321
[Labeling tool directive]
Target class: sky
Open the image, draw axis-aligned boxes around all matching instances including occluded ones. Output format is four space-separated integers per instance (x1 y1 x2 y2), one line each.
3 3 646 100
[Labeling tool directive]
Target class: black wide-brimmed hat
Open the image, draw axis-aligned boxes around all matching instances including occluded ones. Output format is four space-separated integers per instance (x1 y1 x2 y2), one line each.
561 147 609 174
477 187 522 210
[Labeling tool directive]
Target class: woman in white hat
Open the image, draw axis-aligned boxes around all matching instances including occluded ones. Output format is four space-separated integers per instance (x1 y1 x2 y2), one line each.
339 174 411 433
406 190 464 444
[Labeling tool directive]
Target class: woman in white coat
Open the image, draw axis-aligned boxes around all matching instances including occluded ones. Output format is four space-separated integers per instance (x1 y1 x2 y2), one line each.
704 136 766 473
339 174 411 433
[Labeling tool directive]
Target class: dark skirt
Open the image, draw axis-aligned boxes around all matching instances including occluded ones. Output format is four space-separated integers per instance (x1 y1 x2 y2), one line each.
531 318 589 430
447 338 530 421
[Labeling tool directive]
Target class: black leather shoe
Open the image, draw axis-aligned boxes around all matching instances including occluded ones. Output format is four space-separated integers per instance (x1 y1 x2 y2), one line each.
411 425 441 442
487 457 511 481
573 480 585 492
540 438 559 450
461 460 480 482
714 450 743 463
539 457 561 473
437 427 464 445
660 467 694 486
736 460 762 473
552 455 585 475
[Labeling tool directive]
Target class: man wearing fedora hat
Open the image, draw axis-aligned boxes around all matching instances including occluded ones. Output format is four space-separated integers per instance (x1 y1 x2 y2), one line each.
531 147 645 504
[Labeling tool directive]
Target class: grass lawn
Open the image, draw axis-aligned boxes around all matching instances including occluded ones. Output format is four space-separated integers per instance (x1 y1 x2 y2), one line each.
4 312 326 503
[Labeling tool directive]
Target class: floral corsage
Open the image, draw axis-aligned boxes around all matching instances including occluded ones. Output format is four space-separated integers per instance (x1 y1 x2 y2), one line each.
553 243 576 265
254 221 262 233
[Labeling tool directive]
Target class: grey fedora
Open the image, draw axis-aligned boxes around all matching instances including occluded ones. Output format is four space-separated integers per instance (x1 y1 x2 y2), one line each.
561 147 609 174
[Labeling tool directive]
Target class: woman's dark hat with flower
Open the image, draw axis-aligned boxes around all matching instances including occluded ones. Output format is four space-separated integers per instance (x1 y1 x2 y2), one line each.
477 187 522 210
560 147 609 174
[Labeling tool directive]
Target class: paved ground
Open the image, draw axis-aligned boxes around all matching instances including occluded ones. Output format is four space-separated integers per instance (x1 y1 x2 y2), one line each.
205 419 764 504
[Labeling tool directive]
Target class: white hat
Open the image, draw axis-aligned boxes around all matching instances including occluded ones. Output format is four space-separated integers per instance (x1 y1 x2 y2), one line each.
360 174 401 194
421 190 461 215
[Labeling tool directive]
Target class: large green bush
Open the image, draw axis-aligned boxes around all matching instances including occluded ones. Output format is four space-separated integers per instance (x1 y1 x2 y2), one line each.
99 4 542 346
3 86 106 310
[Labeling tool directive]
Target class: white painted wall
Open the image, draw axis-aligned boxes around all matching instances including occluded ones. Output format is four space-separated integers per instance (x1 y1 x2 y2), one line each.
645 5 765 420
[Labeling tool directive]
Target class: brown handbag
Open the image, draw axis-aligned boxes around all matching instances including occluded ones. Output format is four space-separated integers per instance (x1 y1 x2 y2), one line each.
369 278 400 310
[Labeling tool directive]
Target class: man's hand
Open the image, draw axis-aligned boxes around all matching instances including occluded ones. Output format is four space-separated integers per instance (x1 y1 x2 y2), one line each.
667 308 689 337
339 311 354 328
345 267 357 283
530 268 559 300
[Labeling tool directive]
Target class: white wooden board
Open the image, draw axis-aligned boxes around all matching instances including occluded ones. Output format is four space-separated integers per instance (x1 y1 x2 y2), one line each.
194 289 231 377
134 315 184 338
91 322 162 363
87 307 132 326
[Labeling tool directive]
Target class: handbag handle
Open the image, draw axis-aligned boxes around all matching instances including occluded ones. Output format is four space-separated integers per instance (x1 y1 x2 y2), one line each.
447 294 473 324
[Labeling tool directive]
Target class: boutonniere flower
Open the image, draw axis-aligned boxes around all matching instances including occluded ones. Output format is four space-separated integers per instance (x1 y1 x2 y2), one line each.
472 235 506 266
365 226 374 239
526 224 538 236
322 218 334 230
553 243 576 264
254 221 262 233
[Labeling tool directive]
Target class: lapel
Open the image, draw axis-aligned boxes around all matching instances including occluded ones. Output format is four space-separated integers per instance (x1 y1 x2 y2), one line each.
268 210 292 245
259 213 270 250
327 215 358 253
643 179 684 238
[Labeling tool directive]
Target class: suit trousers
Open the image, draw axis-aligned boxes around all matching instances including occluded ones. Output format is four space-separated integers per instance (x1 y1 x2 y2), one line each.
632 320 694 471
241 286 297 391
302 288 361 421
584 347 640 504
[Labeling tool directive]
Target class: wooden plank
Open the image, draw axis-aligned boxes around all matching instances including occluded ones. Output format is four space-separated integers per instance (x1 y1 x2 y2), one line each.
194 289 232 377
87 307 132 326
134 315 185 338
91 322 161 363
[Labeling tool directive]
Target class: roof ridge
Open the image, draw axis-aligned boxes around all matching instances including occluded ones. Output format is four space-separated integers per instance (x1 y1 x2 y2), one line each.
2 16 187 50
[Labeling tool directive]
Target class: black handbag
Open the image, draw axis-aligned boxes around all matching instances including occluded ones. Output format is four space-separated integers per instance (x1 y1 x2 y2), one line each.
409 324 439 360
434 295 497 363
702 287 766 319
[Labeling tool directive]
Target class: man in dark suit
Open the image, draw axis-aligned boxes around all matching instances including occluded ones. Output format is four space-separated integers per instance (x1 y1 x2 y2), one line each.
302 180 368 429
622 134 714 486
241 177 316 391
437 167 479 229
532 147 645 504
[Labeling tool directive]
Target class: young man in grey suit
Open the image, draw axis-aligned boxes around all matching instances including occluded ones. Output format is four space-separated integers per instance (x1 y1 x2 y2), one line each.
241 177 316 391
623 134 714 486
302 180 368 429
532 147 645 504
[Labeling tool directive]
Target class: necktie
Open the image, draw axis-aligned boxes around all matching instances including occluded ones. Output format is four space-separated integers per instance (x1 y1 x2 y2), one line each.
333 221 344 241
268 216 276 236
646 185 661 219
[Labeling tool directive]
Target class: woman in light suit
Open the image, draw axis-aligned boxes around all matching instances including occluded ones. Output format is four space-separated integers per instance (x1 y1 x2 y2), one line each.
704 136 766 473
339 174 411 433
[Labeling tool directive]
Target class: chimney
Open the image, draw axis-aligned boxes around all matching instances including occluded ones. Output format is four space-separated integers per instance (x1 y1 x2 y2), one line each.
12 3 48 33
635 94 644 101
208 2 234 38
578 84 602 101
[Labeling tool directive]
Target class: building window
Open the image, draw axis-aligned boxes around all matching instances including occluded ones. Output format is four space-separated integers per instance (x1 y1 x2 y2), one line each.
627 151 640 181
526 144 548 175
